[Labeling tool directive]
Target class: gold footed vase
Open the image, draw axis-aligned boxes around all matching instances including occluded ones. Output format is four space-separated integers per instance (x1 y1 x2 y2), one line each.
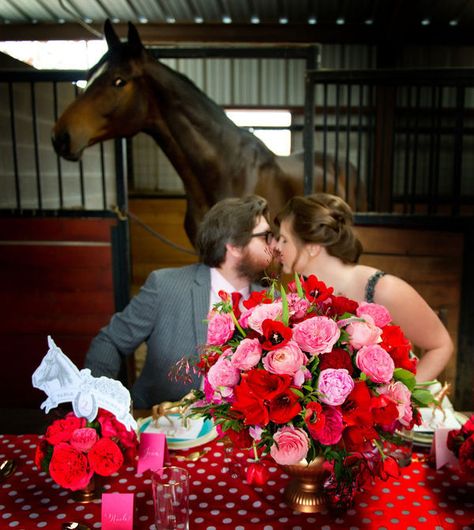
281 456 329 513
72 475 102 503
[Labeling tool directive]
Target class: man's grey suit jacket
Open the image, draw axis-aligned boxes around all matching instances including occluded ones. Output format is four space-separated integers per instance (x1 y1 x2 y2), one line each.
85 263 261 408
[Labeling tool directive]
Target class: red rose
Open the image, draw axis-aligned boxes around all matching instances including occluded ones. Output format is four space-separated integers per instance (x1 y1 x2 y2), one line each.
304 401 326 439
231 379 270 426
458 435 474 474
246 462 270 485
319 348 354 375
343 425 379 452
49 443 92 490
380 326 416 373
327 295 359 317
447 428 464 457
261 319 292 350
341 381 373 427
269 389 302 424
88 437 124 476
461 416 474 437
371 395 399 429
244 369 292 401
45 414 86 445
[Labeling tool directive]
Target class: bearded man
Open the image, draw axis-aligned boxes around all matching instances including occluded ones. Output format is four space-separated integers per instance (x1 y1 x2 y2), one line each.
84 195 275 408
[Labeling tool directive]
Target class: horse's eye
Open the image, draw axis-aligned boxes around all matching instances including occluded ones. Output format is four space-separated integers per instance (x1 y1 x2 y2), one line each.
114 78 127 88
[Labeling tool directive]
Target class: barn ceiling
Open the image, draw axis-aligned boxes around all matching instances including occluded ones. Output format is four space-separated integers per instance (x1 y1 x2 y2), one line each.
0 0 473 45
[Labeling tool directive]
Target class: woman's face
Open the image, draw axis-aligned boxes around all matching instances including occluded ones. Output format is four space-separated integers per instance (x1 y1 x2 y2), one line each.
275 218 312 275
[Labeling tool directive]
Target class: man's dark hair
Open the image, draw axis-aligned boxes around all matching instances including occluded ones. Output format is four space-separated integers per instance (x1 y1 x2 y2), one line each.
197 195 269 267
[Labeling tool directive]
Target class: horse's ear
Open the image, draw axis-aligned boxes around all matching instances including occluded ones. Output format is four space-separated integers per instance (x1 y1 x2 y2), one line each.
127 22 144 54
104 19 121 50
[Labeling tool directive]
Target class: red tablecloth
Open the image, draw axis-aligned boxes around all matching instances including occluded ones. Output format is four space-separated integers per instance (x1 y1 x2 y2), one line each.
1 434 473 529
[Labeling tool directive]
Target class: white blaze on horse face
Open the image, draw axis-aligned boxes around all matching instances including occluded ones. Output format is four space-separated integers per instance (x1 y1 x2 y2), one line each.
85 61 108 90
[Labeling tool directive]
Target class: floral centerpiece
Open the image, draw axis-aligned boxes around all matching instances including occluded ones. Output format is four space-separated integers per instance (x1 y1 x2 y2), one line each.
35 408 138 492
447 413 474 476
186 275 434 507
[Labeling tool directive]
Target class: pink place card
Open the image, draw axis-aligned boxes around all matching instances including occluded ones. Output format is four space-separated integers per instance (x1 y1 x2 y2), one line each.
101 493 134 530
137 432 169 474
431 427 459 469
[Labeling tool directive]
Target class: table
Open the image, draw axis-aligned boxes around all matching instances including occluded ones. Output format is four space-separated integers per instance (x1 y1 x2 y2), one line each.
1 434 473 530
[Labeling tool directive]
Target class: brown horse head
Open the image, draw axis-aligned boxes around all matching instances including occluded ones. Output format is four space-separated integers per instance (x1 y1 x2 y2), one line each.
51 20 151 160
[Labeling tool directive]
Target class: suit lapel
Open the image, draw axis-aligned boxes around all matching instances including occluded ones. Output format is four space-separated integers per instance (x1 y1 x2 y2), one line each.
192 264 211 346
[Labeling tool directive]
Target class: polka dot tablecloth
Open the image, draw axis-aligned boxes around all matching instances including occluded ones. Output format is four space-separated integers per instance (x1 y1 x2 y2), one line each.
1 434 473 530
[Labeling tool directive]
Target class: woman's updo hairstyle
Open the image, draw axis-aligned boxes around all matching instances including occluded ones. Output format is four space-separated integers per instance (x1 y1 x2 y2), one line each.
275 193 363 264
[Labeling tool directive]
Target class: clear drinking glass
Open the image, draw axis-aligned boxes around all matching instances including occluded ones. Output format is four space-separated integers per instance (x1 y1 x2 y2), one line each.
151 466 190 530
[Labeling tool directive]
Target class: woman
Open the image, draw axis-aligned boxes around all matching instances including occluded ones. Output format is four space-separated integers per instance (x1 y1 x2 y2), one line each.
274 193 453 382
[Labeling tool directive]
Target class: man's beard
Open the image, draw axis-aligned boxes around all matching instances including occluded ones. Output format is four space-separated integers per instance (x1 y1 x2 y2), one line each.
236 247 277 283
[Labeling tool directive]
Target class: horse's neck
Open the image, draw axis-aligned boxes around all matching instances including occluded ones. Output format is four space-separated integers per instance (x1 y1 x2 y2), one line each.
142 59 275 204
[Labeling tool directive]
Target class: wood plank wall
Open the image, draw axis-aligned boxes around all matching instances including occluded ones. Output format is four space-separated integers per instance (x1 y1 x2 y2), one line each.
129 198 463 393
0 217 118 408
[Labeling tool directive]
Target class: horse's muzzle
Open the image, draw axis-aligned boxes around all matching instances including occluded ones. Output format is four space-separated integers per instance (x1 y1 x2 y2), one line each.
51 129 80 161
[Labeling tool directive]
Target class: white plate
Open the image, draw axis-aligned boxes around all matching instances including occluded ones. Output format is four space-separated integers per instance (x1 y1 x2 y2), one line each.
410 411 468 447
137 413 218 450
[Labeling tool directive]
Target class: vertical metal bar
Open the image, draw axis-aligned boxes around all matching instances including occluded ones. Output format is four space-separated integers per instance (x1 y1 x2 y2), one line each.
303 48 318 197
433 86 443 215
8 82 21 209
52 81 64 209
303 70 315 196
403 86 411 214
30 82 42 210
452 85 465 216
323 83 328 190
410 85 421 214
366 84 374 211
74 83 85 207
334 84 341 195
345 83 352 205
427 85 437 215
356 83 363 211
100 142 107 210
113 138 130 312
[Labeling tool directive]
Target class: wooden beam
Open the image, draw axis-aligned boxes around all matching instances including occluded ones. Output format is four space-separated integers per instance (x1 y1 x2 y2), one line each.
0 22 472 45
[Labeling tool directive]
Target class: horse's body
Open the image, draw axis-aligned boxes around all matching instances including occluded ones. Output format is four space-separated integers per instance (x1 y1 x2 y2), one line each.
52 21 361 244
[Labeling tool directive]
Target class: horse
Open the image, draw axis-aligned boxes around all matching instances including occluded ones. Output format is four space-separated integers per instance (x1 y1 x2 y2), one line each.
52 20 362 245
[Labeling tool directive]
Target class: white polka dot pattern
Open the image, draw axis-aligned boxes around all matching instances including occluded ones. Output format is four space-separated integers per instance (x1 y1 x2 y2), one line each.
1 434 473 529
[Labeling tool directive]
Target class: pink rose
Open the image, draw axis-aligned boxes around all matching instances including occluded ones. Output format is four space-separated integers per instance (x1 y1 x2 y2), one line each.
346 317 382 349
238 308 253 329
312 406 344 446
293 316 340 355
287 293 310 320
270 426 309 465
317 368 355 406
70 428 98 452
356 302 392 328
262 340 307 376
207 355 240 392
247 301 283 334
231 338 262 371
356 344 395 383
378 381 413 426
207 312 235 345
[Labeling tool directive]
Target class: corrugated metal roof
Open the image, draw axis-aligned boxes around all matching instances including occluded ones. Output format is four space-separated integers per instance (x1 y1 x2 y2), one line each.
0 0 472 44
